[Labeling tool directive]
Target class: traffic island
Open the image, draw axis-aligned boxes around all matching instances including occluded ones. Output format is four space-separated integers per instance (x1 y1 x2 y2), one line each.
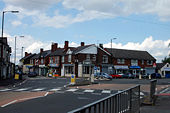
68 79 98 87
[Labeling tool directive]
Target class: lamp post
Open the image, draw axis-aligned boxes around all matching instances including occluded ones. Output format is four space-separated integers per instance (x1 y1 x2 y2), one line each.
1 11 19 38
111 38 117 74
21 47 24 59
14 36 24 64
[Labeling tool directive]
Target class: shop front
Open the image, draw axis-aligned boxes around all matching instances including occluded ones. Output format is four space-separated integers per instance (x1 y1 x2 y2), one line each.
114 65 129 74
129 66 141 76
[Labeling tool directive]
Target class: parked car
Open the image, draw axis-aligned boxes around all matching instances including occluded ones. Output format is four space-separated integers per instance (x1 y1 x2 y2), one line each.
28 72 37 77
151 73 161 78
122 73 135 79
142 73 149 78
110 73 122 78
100 73 112 79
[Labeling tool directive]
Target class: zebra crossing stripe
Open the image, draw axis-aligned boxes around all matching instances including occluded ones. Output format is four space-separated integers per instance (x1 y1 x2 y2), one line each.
49 88 61 92
84 89 94 93
14 88 29 91
66 89 78 92
102 90 111 94
0 89 11 92
32 88 45 91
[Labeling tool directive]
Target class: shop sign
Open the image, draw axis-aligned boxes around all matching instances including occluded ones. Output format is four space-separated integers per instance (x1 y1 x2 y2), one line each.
114 65 129 69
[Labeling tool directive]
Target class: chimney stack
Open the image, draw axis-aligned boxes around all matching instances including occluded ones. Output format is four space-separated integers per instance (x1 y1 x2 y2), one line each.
40 48 43 53
51 43 58 52
81 42 85 46
64 41 69 49
25 52 28 57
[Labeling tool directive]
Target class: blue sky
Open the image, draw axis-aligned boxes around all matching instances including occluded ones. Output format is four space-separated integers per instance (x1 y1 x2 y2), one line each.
0 0 170 63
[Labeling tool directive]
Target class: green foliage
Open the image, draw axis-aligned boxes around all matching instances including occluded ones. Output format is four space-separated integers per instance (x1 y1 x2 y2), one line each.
162 56 170 63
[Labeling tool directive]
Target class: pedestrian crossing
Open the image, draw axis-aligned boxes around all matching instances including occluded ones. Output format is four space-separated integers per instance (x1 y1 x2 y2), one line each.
0 87 118 95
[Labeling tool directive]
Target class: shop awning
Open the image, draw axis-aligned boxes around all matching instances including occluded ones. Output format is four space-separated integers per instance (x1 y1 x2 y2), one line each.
114 65 129 69
130 66 141 69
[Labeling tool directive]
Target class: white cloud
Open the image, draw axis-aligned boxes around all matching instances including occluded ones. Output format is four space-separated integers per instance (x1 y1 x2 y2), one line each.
11 20 22 26
104 36 170 62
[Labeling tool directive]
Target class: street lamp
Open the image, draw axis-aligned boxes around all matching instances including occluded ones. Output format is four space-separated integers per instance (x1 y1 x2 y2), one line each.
1 10 19 38
111 38 117 74
14 36 24 64
21 46 24 59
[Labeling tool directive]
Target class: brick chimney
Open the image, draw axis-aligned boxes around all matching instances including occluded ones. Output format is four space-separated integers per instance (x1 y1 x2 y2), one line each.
64 41 69 49
40 48 43 53
51 43 58 52
81 42 85 46
25 52 28 57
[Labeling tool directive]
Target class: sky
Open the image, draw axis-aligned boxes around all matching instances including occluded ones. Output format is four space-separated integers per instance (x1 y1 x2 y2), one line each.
0 0 170 64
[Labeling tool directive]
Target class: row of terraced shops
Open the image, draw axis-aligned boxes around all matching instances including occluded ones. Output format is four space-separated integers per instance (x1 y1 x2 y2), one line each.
20 41 157 78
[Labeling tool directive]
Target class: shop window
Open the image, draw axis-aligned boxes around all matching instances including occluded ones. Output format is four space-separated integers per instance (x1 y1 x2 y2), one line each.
65 66 73 74
83 66 90 74
102 55 108 63
117 59 125 64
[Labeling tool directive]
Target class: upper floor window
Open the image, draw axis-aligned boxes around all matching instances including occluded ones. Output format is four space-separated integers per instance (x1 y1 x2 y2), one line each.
117 59 125 64
68 55 71 62
55 56 59 64
102 55 108 63
62 56 64 63
141 60 144 65
35 59 39 65
147 60 153 65
86 54 90 61
49 57 53 64
41 59 44 64
93 55 96 61
131 60 138 66
30 60 33 64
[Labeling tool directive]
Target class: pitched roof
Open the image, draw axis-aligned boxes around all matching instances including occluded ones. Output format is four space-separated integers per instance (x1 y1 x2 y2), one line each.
156 63 165 69
73 44 94 54
31 50 51 59
106 48 156 60
50 48 65 56
20 54 36 61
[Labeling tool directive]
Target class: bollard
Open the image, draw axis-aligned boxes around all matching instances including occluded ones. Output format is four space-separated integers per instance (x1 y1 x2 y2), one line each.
71 74 76 85
91 74 94 83
139 74 142 79
149 75 151 79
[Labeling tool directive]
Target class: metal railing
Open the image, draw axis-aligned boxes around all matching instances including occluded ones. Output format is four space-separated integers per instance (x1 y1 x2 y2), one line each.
68 85 140 113
150 79 157 104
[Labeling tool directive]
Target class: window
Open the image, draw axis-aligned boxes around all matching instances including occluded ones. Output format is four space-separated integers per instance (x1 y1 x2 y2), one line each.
55 56 59 64
147 60 153 65
68 55 71 62
41 59 44 64
93 55 96 61
86 54 90 60
131 60 138 66
35 59 39 65
62 56 64 63
65 66 73 74
102 55 108 63
141 60 144 65
30 60 33 64
49 57 53 64
83 66 90 74
117 59 125 64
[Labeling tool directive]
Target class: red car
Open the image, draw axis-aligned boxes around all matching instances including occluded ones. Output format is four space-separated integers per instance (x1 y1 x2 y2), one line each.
110 73 123 78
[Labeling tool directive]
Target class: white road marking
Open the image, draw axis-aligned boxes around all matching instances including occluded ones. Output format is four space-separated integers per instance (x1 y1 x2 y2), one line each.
44 92 49 96
140 92 145 96
66 89 78 92
1 100 18 107
160 88 169 94
31 88 45 91
49 88 61 92
14 88 29 91
0 89 11 92
84 89 94 93
102 90 111 94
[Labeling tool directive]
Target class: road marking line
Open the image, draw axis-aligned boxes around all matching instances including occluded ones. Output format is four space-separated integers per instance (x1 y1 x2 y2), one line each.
160 88 169 94
84 89 94 93
0 89 11 92
49 88 61 92
102 90 111 94
14 88 29 91
31 88 45 91
1 100 18 107
140 92 145 96
44 92 49 96
67 89 78 92
92 93 101 95
73 92 84 94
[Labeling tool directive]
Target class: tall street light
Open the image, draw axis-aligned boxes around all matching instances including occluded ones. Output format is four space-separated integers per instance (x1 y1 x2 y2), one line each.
1 11 19 38
15 36 24 64
111 38 117 74
21 46 24 59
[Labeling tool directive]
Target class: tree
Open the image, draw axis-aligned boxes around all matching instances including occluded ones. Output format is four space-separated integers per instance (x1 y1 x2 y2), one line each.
162 56 170 63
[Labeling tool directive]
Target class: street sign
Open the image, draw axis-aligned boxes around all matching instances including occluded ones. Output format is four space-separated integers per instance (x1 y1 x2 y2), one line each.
71 75 75 85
